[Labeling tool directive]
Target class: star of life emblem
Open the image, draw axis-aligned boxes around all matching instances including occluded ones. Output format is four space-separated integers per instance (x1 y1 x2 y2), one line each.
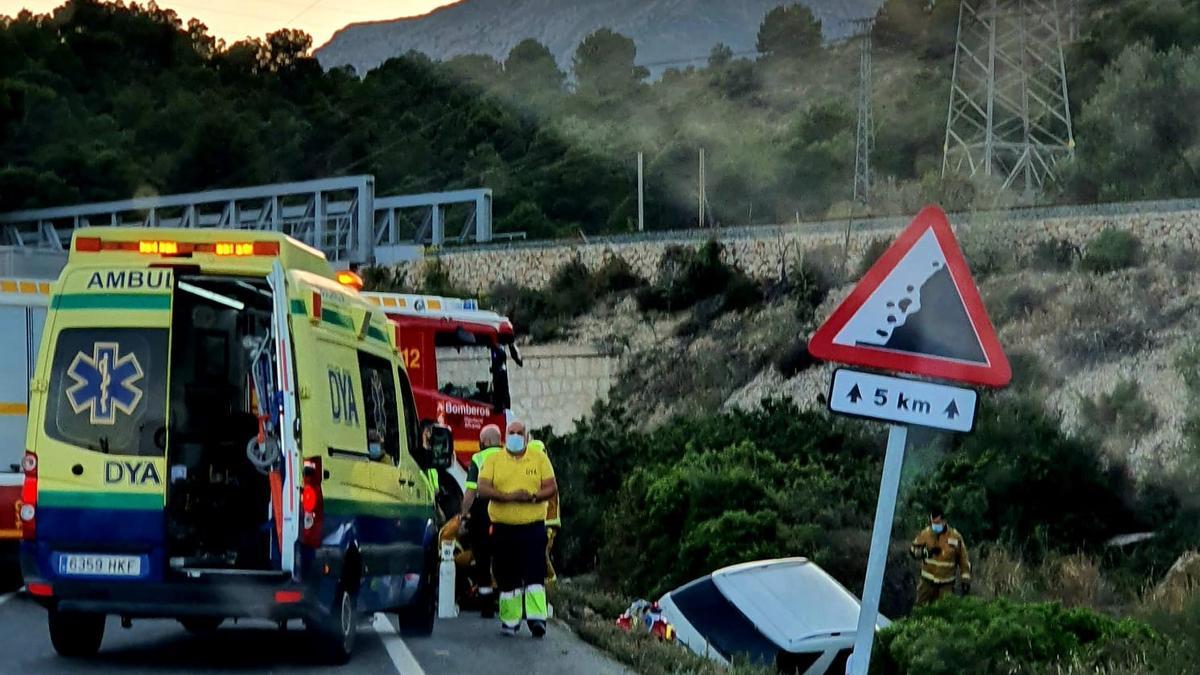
66 342 145 425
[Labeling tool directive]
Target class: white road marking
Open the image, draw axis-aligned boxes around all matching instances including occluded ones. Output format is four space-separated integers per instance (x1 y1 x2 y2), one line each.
372 612 427 675
0 591 16 607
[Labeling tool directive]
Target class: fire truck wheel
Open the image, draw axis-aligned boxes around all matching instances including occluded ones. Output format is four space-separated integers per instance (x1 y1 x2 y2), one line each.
49 609 105 657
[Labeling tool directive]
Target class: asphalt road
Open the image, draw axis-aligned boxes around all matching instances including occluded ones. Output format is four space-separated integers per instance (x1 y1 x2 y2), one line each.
0 591 631 675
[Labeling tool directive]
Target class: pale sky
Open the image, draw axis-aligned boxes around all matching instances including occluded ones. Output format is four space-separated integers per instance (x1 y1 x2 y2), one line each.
0 0 458 48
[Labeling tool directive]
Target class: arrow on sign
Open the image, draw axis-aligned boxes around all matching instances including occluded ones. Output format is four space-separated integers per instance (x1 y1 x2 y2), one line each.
848 384 863 403
945 400 960 419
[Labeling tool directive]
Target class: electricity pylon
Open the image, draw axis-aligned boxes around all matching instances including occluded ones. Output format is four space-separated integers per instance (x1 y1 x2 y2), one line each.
942 0 1075 197
853 18 875 206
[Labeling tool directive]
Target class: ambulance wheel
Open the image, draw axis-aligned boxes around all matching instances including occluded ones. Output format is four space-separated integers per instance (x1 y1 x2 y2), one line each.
179 617 224 635
49 610 105 658
311 584 357 664
398 546 437 637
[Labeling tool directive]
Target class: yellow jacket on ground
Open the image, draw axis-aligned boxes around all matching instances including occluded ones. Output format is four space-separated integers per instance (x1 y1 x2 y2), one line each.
480 449 555 525
910 525 971 584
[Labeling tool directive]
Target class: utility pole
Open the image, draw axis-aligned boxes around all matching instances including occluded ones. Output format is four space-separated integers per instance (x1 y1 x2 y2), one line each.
698 148 706 229
942 0 1075 198
637 152 645 232
853 18 876 206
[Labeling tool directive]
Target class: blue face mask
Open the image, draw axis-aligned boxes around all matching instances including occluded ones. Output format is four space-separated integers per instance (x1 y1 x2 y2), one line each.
931 523 945 534
506 434 526 454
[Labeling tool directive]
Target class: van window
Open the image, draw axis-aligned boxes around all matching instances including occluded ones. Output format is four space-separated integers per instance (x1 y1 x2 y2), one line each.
44 328 169 457
396 366 419 464
358 352 400 464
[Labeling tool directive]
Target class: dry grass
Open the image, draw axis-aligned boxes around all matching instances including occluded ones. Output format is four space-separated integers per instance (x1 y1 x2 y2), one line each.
973 546 1117 609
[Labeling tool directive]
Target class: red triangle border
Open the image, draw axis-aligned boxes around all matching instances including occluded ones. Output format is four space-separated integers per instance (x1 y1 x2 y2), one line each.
808 206 1011 388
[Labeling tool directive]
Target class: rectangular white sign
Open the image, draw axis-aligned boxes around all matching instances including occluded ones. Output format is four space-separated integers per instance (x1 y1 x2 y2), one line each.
828 369 977 432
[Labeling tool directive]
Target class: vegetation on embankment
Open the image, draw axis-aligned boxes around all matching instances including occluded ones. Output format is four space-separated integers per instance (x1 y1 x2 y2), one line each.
3 0 1199 234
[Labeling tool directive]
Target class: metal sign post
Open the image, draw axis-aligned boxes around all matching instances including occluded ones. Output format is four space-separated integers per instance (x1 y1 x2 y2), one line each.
808 206 1011 675
849 424 907 675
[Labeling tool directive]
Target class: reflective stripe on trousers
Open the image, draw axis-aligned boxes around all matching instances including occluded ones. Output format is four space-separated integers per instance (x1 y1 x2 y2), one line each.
498 585 547 627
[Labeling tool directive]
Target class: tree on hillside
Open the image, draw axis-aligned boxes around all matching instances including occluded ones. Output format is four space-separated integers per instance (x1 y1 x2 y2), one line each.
756 4 822 60
1061 43 1200 203
504 38 565 99
874 0 960 60
708 42 734 69
572 28 649 98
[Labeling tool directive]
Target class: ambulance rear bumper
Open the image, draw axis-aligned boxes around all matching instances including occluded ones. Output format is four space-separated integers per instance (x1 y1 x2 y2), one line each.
29 576 326 621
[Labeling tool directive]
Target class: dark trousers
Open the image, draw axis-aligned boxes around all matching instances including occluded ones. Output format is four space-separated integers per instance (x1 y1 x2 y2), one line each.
491 522 547 593
467 498 493 591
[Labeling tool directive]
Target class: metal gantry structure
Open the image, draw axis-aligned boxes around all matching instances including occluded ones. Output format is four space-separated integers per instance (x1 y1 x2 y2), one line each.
942 0 1076 197
853 18 876 206
0 178 495 264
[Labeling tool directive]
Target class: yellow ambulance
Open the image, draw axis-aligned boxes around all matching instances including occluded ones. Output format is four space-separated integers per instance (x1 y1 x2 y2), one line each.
18 228 451 663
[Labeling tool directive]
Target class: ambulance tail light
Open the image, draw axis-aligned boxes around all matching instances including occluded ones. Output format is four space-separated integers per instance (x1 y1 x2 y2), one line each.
19 450 37 540
300 458 323 548
310 291 323 324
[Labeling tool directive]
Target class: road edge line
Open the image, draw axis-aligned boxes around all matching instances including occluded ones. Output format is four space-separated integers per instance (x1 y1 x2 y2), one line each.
0 591 16 606
372 612 427 675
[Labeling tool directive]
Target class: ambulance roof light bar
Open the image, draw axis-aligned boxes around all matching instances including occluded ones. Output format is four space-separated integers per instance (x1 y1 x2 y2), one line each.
359 291 510 329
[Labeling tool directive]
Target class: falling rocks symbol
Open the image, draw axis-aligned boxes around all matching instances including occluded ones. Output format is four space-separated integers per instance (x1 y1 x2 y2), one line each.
876 266 986 363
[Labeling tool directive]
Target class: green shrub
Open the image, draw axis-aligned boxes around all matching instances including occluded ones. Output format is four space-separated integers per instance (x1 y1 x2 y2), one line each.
984 279 1045 326
875 597 1155 675
911 395 1142 559
857 237 892 278
1081 228 1143 274
721 272 763 312
1078 379 1157 439
418 257 474 298
359 265 408 292
636 240 761 315
961 228 1019 277
792 252 839 321
593 255 645 295
1031 237 1078 271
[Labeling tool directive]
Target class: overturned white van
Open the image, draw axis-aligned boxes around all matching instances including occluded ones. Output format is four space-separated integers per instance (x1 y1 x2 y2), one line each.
657 558 889 675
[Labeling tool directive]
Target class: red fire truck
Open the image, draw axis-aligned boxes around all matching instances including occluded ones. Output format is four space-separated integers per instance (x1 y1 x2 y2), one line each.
359 291 520 511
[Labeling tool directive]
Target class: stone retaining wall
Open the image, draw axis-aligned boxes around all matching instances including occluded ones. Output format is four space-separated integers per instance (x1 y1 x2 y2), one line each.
396 203 1200 293
437 344 620 433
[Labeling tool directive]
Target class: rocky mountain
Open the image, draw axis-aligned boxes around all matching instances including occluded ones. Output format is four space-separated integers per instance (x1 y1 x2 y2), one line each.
315 0 882 77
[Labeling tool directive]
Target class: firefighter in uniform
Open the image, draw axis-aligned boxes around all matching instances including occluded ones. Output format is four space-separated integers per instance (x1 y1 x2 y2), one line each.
527 439 560 585
910 505 971 605
461 424 503 617
478 420 557 637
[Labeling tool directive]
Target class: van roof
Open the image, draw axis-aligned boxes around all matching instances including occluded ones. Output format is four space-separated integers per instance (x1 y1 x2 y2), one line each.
66 228 333 279
360 292 514 334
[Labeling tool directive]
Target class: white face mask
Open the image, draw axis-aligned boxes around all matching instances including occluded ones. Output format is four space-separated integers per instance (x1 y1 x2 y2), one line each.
931 523 946 534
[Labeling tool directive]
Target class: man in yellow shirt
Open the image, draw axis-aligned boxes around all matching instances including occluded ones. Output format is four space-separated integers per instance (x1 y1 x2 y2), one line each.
478 420 558 637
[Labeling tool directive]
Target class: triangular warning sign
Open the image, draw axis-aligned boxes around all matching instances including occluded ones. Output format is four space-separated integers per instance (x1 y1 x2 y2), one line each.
809 206 1011 388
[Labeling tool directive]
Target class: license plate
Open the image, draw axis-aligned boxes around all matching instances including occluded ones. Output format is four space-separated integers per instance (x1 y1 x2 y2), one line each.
58 554 144 578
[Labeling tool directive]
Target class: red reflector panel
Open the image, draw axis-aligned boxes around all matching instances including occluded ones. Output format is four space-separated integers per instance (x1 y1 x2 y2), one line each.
20 477 36 506
275 590 303 604
27 583 52 597
75 237 101 252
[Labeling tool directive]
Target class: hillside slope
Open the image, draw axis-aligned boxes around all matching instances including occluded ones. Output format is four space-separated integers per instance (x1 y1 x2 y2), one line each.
315 0 881 76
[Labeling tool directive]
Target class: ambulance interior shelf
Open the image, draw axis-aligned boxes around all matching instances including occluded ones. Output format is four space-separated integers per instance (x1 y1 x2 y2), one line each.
165 275 278 572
